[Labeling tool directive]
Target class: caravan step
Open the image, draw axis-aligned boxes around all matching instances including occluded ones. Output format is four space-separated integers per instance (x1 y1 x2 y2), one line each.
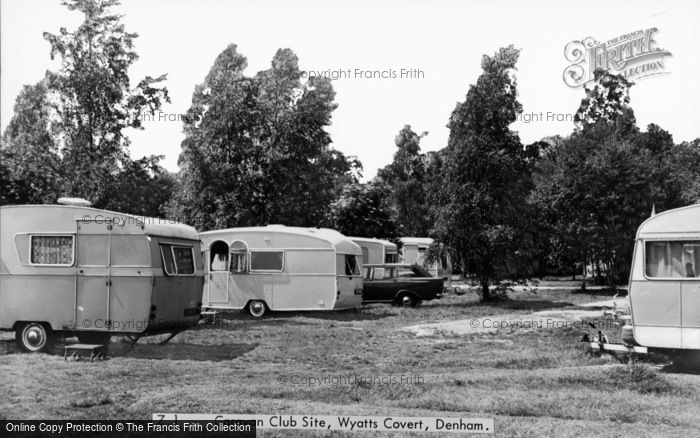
63 343 105 362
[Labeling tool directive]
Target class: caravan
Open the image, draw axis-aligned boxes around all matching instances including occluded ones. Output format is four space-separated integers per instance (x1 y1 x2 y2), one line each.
626 204 700 352
400 237 453 290
350 237 398 265
586 204 700 362
0 202 204 352
201 226 364 317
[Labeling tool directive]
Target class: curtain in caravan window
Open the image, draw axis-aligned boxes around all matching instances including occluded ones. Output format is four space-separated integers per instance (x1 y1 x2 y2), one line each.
230 253 248 273
31 236 73 265
646 241 700 278
682 244 700 277
230 241 248 273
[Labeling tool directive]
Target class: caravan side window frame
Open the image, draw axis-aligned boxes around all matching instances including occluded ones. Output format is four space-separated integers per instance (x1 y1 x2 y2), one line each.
643 239 700 280
249 250 285 273
28 234 75 266
159 243 197 276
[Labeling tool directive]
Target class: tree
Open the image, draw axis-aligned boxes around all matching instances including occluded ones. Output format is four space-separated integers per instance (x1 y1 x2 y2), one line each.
429 46 537 301
41 0 169 207
1 78 61 205
171 44 360 231
533 71 693 287
666 138 700 205
324 182 401 241
103 156 176 217
377 125 431 236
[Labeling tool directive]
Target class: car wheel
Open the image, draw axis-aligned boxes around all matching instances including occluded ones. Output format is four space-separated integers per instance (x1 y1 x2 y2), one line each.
16 322 54 353
397 293 420 307
248 300 267 318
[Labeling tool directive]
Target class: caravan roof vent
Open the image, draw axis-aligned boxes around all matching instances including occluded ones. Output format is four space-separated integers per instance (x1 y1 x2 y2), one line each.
57 197 92 207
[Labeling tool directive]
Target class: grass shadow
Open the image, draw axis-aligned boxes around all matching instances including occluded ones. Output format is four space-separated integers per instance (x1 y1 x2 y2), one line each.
571 287 627 296
220 308 390 323
107 341 257 361
1 338 257 362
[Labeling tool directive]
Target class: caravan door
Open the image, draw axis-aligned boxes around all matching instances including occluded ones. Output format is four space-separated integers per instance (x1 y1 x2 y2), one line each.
75 220 111 332
206 241 230 305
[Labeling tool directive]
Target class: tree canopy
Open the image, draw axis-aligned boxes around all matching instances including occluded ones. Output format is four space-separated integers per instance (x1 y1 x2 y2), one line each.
171 45 360 230
429 46 538 300
1 0 173 215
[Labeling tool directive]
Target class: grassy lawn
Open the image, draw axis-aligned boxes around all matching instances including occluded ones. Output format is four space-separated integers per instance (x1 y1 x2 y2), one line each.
1 288 698 437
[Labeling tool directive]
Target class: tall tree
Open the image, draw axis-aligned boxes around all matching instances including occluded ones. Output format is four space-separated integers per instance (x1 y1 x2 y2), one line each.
1 78 61 205
172 44 360 231
377 125 431 236
41 0 169 207
430 46 537 301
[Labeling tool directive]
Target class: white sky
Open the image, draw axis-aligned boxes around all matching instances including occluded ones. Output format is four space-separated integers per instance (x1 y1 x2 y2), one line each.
2 0 699 180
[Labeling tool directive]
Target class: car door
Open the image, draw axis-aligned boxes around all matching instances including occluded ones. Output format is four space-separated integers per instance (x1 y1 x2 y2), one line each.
374 267 398 301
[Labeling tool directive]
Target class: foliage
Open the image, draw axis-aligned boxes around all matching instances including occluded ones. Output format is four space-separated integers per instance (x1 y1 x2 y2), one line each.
377 125 431 236
171 44 360 230
532 70 697 285
0 78 61 205
1 0 171 215
103 156 176 217
429 46 538 301
324 182 401 241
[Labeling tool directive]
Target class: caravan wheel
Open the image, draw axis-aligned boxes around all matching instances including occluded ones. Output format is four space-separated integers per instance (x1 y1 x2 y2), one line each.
248 300 267 318
16 322 54 353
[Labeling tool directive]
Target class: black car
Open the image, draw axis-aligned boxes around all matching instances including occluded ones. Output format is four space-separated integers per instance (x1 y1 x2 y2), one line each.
362 264 444 306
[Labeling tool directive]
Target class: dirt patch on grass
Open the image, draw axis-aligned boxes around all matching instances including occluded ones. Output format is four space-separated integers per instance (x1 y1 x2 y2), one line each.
403 313 577 337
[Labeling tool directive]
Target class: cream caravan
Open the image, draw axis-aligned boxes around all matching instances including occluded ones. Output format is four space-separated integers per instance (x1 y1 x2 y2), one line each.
586 204 700 362
626 204 700 352
201 226 363 317
350 237 398 265
400 237 453 290
0 202 204 352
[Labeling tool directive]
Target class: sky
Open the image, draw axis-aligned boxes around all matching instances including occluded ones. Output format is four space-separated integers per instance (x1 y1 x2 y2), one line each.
2 0 699 180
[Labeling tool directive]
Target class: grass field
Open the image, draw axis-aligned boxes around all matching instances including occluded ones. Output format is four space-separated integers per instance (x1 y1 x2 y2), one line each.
1 286 699 437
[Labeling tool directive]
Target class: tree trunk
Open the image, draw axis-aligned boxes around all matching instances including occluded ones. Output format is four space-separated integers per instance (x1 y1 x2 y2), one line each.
480 279 492 302
607 260 616 290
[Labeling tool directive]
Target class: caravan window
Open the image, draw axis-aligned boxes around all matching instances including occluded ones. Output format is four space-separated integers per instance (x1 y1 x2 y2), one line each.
160 244 195 275
30 235 74 265
250 251 284 271
345 254 361 276
230 241 248 273
160 245 176 275
385 253 398 263
173 246 195 275
645 241 700 278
